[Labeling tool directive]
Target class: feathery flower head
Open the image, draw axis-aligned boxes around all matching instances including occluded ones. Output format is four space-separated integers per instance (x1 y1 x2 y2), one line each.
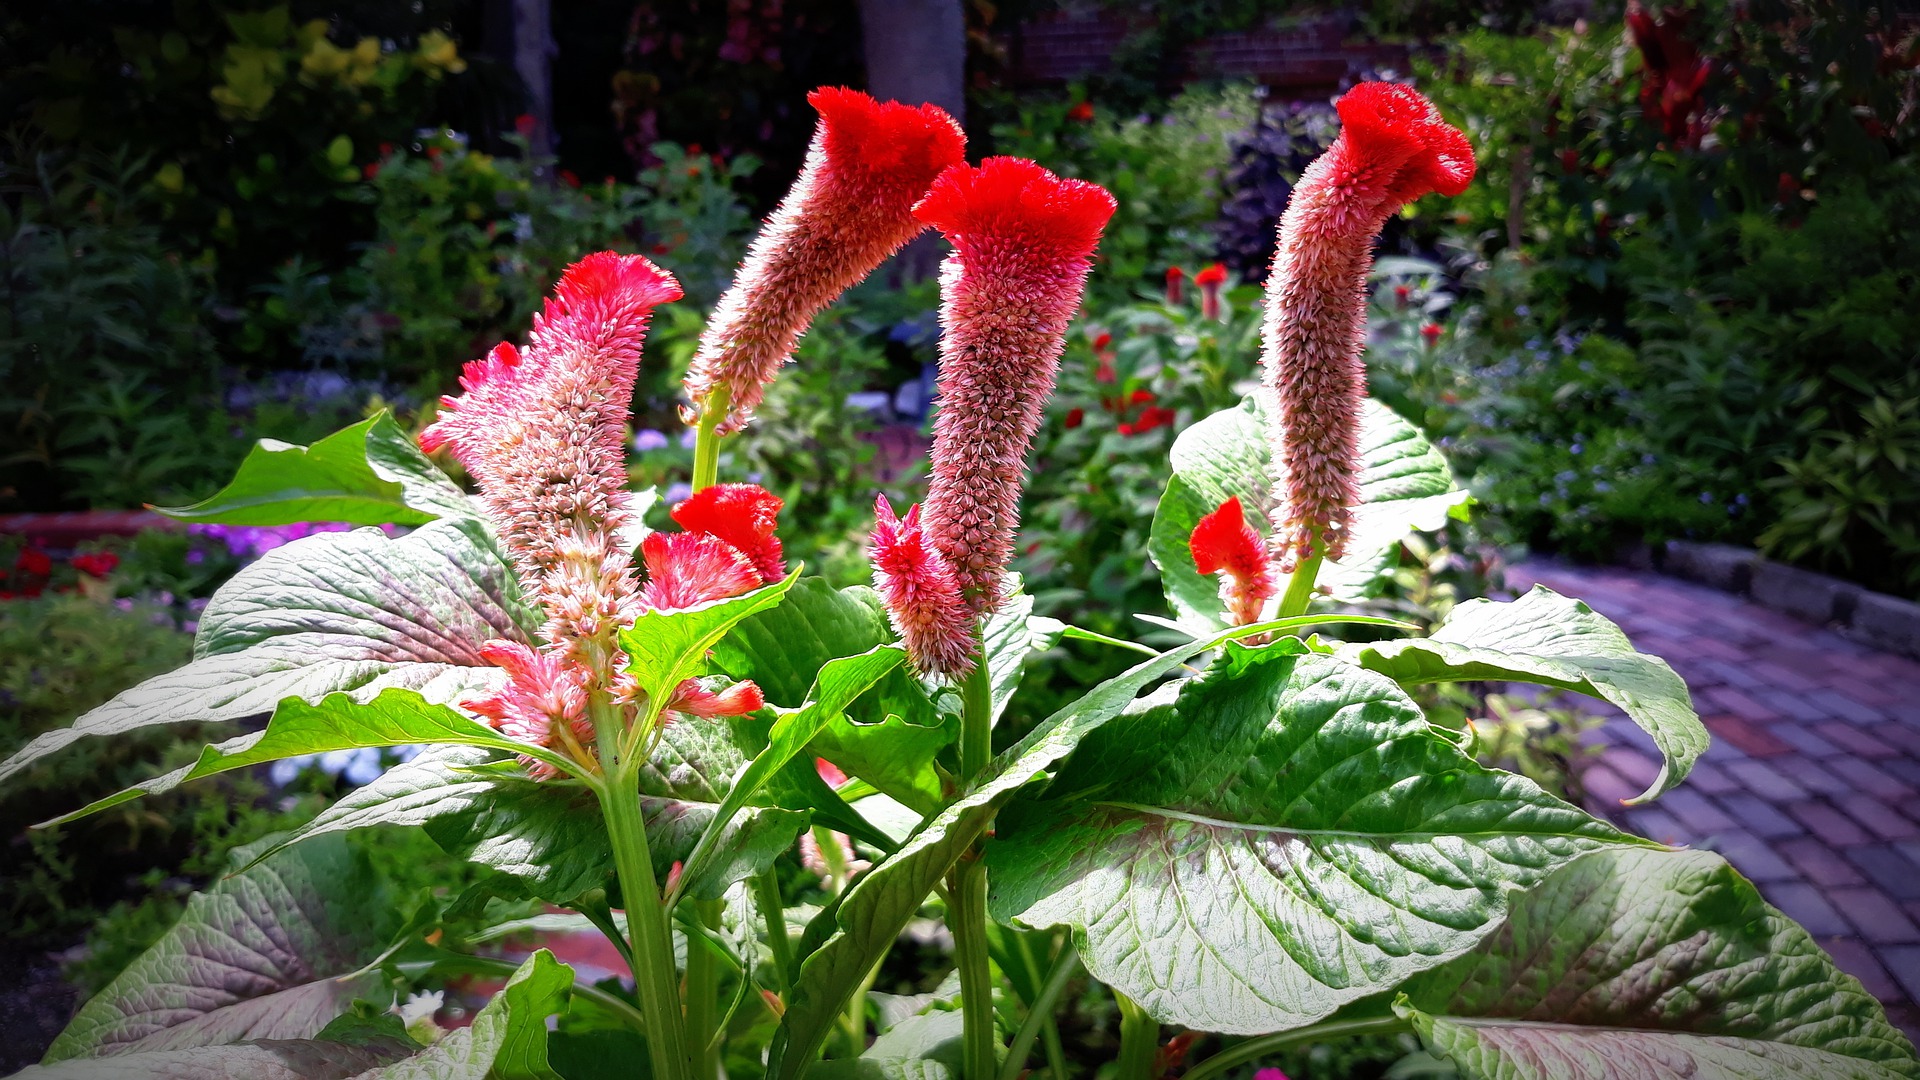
912 157 1115 613
684 87 964 433
464 640 592 780
420 252 681 653
1261 83 1472 569
1190 496 1279 626
666 676 765 719
638 481 789 611
868 495 976 678
669 483 786 583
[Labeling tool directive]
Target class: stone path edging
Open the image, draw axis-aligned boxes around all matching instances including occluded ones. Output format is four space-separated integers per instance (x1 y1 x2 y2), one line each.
1651 540 1920 660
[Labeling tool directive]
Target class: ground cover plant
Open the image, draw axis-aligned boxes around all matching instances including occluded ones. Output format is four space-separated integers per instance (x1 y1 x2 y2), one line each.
7 83 1919 1080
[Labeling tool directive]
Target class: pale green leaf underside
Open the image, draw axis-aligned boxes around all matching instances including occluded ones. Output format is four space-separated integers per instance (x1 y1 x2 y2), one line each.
16 1039 413 1079
1 519 530 789
1341 586 1707 802
1394 847 1920 1080
156 411 474 526
987 647 1645 1036
44 835 399 1062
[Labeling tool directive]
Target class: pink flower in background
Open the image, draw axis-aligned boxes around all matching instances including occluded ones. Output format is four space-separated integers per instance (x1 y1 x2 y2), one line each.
1259 82 1473 569
909 156 1115 615
684 88 965 433
1253 1069 1290 1080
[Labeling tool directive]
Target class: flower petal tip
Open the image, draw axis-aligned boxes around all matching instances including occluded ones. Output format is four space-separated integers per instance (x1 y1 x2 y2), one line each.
1334 82 1476 201
913 156 1117 260
807 86 966 185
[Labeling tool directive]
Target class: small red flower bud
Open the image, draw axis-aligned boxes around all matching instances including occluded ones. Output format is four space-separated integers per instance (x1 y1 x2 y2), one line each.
1190 496 1278 626
1064 407 1085 429
1066 100 1094 123
1421 322 1443 347
1165 265 1185 305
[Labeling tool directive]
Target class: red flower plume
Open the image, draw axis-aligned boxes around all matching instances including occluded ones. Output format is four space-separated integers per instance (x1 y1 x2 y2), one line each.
670 483 786 584
868 495 976 678
1190 496 1278 626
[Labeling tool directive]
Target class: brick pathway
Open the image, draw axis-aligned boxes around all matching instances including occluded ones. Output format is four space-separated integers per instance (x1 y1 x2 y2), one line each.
1510 560 1920 1040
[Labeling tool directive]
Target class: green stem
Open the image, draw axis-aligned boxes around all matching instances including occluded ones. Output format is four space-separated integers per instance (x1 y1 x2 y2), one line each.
690 387 729 492
952 647 998 1080
842 950 882 1054
1113 991 1158 1080
684 899 722 1078
1179 1016 1413 1080
593 700 693 1080
445 953 650 1037
1277 547 1325 619
752 869 793 993
997 943 1079 1080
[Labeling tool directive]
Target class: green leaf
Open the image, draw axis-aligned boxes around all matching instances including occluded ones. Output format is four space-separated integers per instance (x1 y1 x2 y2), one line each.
807 1010 963 1078
15 1040 414 1078
983 579 1066 723
1339 586 1707 802
767 624 1265 1078
1148 398 1469 630
622 570 799 714
0 518 532 789
44 834 401 1061
674 646 906 903
156 412 473 526
986 646 1646 1036
44 687 581 826
712 577 953 814
366 949 571 1080
1394 847 1920 1080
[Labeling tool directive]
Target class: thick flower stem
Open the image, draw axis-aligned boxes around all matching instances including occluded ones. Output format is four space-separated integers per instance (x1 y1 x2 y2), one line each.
753 868 794 992
691 388 730 493
594 701 693 1080
685 899 723 1078
1113 991 1158 1080
1278 547 1325 619
952 647 998 1080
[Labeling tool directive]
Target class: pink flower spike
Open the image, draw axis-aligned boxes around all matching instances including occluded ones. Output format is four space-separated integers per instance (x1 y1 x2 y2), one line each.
638 531 762 612
685 87 965 432
464 639 592 779
1260 83 1473 568
669 483 787 584
912 157 1116 613
868 495 976 678
668 677 766 719
1190 496 1279 627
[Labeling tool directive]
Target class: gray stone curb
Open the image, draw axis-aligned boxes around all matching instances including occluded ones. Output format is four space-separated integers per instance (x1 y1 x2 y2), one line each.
1659 541 1920 659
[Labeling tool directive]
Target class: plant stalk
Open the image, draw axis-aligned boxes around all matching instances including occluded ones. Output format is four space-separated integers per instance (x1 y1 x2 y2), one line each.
1113 990 1158 1080
997 942 1079 1080
685 898 723 1078
690 387 730 492
953 648 998 1080
752 868 794 993
593 698 694 1080
1178 1016 1413 1080
1277 546 1325 619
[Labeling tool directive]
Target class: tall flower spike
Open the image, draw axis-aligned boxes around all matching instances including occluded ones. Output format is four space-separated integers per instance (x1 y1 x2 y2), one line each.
869 495 976 677
1261 83 1472 569
1189 496 1279 627
684 87 965 432
913 156 1116 613
421 253 682 656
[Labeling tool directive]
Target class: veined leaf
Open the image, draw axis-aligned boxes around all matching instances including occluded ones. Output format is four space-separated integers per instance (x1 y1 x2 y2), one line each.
43 688 581 826
1149 397 1469 631
622 570 800 715
712 577 953 814
1340 586 1706 802
767 623 1269 1078
14 1040 413 1079
43 835 400 1062
364 949 571 1080
983 580 1066 723
986 646 1647 1036
807 1010 964 1078
0 518 532 789
1395 847 1920 1080
156 412 474 526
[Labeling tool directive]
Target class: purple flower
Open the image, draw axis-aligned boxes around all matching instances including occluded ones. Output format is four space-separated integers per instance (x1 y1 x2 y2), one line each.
632 428 672 452
664 481 694 506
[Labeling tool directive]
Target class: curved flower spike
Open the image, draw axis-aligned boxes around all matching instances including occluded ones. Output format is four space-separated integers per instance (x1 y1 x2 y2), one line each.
1261 83 1473 569
869 495 976 678
1189 496 1279 627
684 87 965 432
421 252 682 654
913 156 1116 614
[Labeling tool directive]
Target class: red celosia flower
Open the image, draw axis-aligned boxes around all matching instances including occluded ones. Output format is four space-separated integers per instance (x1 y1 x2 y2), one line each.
684 87 965 433
1165 265 1185 305
1130 388 1156 405
15 549 51 577
1393 284 1411 306
1119 405 1175 437
912 156 1116 613
1196 262 1228 321
1190 496 1279 626
669 483 787 583
666 677 765 718
1259 82 1473 569
1627 3 1711 149
1092 332 1112 352
464 640 593 780
638 531 762 612
1421 322 1443 347
1095 355 1117 384
868 495 976 678
559 169 581 188
1064 407 1085 429
1067 100 1094 124
362 161 380 181
71 552 119 579
420 253 682 659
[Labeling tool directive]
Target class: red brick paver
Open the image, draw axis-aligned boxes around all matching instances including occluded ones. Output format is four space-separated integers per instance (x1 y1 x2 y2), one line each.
1511 560 1920 1042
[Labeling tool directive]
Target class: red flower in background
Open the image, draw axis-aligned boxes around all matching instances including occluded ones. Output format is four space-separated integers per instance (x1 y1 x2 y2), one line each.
1195 263 1228 321
1421 322 1444 347
1165 265 1185 305
1066 100 1094 123
1626 3 1712 149
71 552 119 579
1064 407 1085 429
15 549 51 577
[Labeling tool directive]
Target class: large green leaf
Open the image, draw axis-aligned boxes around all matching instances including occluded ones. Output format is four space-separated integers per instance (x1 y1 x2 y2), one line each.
621 569 799 714
0 518 532 789
1394 848 1920 1080
712 577 953 813
1148 398 1469 630
767 623 1271 1078
44 688 582 826
1340 586 1706 802
15 1040 413 1079
156 412 473 526
982 580 1066 723
808 1010 964 1078
363 949 571 1080
43 835 400 1062
986 646 1647 1036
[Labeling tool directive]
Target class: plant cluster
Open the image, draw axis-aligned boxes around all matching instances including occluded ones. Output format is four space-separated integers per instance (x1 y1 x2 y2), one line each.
8 80 1915 1080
